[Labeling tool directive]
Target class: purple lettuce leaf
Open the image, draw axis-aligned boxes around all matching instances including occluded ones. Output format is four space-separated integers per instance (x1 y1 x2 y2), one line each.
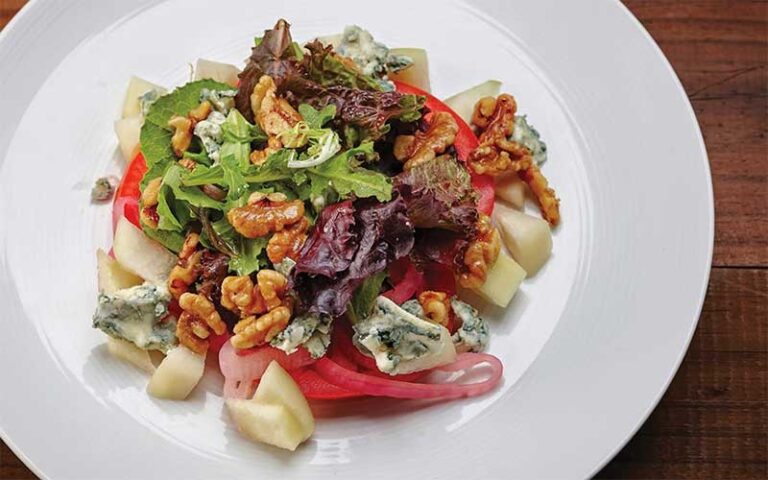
291 195 414 317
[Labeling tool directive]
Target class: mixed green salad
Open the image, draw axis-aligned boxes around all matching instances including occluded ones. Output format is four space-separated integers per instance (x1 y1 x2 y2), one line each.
93 19 560 452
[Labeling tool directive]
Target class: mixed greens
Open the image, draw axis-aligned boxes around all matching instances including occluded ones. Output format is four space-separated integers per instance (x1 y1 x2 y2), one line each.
94 18 561 453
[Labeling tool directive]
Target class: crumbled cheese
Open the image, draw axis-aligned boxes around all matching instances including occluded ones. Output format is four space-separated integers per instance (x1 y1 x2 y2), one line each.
512 115 548 165
199 89 237 114
337 25 413 78
353 296 455 375
194 111 226 162
91 177 116 202
451 298 489 353
271 313 332 358
92 283 176 352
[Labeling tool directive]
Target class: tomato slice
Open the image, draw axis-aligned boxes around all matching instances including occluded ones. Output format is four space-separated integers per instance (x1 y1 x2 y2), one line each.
113 152 147 229
382 257 426 304
393 81 494 215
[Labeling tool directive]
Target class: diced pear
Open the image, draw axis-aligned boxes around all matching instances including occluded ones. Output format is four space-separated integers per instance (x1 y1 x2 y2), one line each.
193 59 240 87
388 48 431 92
444 80 502 124
97 249 142 294
121 76 166 118
254 361 314 438
107 337 155 373
114 115 142 162
475 251 526 307
147 346 206 400
226 400 307 451
113 217 177 284
495 175 526 209
494 204 553 276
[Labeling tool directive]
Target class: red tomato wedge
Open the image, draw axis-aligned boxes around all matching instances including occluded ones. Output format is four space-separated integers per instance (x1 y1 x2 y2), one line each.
382 257 426 304
393 81 494 215
112 152 147 229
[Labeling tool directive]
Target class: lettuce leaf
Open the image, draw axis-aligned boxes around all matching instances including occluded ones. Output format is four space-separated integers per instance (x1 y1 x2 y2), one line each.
303 40 384 91
298 104 336 129
347 271 387 324
394 156 478 231
282 78 425 140
235 19 303 122
303 143 391 201
140 79 231 168
291 196 414 317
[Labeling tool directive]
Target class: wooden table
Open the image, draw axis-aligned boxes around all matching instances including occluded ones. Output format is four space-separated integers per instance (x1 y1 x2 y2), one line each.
1 1 766 478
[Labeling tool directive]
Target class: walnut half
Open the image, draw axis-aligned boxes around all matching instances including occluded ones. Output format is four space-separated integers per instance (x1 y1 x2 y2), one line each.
394 112 458 170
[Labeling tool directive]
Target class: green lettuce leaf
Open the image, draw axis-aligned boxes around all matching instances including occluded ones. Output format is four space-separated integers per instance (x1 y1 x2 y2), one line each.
298 104 336 129
304 142 391 201
221 109 267 144
140 79 231 167
164 165 224 210
347 271 387 324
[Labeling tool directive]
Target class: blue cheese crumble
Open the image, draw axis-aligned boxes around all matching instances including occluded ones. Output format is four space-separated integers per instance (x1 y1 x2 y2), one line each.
512 115 548 165
451 298 489 353
337 26 412 79
271 313 331 359
92 283 176 352
353 296 455 375
194 89 238 162
400 297 489 353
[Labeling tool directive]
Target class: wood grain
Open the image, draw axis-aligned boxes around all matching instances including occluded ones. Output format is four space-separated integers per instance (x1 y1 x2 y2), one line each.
1 1 766 479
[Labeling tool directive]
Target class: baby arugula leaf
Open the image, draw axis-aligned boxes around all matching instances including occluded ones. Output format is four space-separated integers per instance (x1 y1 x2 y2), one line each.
140 79 231 167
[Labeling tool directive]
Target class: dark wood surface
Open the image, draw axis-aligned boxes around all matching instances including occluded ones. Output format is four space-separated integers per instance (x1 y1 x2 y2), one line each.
1 1 766 478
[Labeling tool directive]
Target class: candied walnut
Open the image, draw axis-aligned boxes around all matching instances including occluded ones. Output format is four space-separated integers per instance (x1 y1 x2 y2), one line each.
250 75 301 137
520 164 561 226
176 312 210 354
141 178 162 207
256 269 288 311
227 196 305 239
195 250 230 305
249 136 282 166
468 94 561 226
231 305 291 349
178 158 197 171
267 216 309 264
394 112 459 170
168 233 202 299
458 213 501 289
177 293 228 354
168 251 202 299
467 95 523 176
418 291 451 327
168 116 193 157
188 101 212 123
220 275 267 317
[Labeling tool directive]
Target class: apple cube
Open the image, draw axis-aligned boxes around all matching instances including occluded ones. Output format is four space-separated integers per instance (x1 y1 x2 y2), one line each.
253 361 315 438
113 217 177 285
444 80 502 124
388 48 431 93
147 346 206 400
121 76 166 118
97 249 142 294
193 59 240 87
495 175 526 210
114 115 142 162
475 251 527 307
226 400 307 451
494 203 553 276
107 337 155 373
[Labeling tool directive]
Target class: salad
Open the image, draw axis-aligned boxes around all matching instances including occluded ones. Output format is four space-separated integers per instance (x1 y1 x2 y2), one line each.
92 19 560 451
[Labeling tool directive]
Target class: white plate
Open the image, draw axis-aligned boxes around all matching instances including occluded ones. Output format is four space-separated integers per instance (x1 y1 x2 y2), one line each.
0 0 713 478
